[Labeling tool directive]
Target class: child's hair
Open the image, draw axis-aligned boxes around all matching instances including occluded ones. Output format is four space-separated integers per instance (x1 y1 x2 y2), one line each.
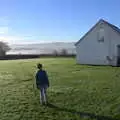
37 63 42 69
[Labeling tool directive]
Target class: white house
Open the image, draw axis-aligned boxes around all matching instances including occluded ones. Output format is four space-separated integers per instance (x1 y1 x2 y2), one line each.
75 19 120 66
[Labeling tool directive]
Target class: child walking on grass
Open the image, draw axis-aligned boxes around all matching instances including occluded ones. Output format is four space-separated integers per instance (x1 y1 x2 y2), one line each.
35 63 50 105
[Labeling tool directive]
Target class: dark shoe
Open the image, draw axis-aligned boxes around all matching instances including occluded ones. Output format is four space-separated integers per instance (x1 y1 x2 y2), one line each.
43 101 49 106
40 101 44 105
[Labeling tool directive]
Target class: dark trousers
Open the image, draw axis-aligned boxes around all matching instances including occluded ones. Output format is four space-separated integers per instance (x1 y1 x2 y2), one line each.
38 85 48 104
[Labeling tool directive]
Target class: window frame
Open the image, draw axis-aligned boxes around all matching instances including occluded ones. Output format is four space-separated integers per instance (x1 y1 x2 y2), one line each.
98 26 105 43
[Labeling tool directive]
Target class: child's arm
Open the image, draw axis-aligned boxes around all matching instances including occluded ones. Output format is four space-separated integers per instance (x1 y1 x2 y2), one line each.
45 71 49 87
35 72 39 87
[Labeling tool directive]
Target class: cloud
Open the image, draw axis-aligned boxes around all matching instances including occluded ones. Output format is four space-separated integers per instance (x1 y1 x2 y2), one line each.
0 36 21 44
0 35 46 44
0 35 75 45
0 27 9 34
0 17 9 35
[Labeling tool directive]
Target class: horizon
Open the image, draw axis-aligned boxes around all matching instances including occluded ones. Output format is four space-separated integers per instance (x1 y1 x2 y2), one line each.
7 42 76 55
9 41 76 45
1 0 120 44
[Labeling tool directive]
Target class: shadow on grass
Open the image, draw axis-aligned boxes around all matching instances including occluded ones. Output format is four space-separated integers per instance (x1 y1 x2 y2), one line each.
47 103 119 120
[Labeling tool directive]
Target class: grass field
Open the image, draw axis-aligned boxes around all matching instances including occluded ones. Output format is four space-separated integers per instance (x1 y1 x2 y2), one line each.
0 58 120 120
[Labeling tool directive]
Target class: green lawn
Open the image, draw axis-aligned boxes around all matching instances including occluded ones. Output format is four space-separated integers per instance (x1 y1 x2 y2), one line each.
0 58 120 120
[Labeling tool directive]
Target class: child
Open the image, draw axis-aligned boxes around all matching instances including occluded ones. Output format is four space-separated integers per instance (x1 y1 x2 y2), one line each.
35 63 49 105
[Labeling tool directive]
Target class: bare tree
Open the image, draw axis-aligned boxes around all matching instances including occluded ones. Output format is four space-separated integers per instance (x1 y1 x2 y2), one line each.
52 50 58 56
0 41 11 56
60 49 68 56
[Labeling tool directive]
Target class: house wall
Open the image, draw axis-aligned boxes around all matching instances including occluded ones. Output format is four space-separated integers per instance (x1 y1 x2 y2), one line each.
105 25 120 66
76 21 110 65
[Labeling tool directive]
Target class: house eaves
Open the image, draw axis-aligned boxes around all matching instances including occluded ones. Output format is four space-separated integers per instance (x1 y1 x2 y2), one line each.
75 19 120 46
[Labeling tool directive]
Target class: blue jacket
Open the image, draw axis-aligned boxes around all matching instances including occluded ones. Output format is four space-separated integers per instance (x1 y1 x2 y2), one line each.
36 70 49 87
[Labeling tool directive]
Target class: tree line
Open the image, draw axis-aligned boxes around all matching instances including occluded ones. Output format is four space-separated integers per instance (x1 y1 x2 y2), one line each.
52 49 68 56
0 41 75 57
0 41 11 56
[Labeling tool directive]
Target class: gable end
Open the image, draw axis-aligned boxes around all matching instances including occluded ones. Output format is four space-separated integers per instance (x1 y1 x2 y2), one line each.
75 19 120 46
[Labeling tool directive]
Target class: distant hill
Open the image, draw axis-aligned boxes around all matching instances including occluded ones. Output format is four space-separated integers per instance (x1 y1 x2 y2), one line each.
7 42 76 55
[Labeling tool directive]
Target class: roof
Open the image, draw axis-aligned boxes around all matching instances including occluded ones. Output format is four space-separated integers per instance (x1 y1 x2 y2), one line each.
104 20 120 34
75 19 120 46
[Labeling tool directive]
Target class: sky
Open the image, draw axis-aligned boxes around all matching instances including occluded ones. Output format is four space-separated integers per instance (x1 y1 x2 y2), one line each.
0 0 120 44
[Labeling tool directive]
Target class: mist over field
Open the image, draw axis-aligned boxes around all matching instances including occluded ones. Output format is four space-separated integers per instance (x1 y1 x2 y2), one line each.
7 42 76 55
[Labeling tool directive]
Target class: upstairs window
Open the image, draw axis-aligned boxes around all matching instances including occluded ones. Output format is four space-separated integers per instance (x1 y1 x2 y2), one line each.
98 27 104 42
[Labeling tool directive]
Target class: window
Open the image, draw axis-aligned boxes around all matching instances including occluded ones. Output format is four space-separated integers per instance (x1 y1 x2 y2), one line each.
98 27 104 42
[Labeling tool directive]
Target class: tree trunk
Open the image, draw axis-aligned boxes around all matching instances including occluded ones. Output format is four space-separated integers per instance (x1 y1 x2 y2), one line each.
0 50 6 56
